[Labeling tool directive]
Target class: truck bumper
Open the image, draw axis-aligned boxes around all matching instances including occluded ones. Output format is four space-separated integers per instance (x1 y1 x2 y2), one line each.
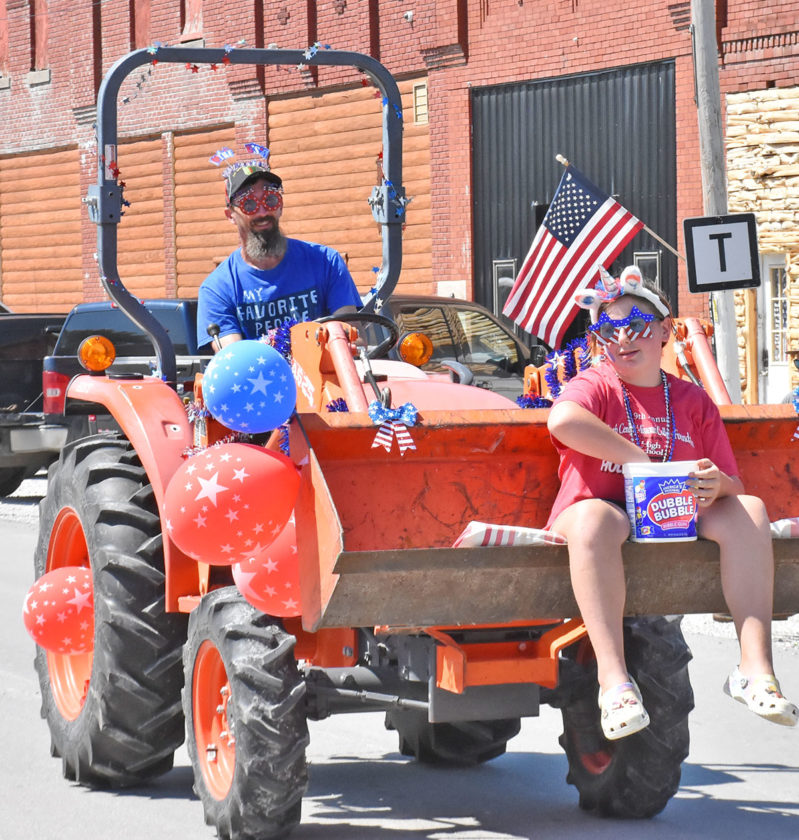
0 413 69 467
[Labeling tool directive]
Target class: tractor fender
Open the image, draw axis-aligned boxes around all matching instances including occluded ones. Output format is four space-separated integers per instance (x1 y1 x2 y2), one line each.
66 375 199 611
67 374 192 499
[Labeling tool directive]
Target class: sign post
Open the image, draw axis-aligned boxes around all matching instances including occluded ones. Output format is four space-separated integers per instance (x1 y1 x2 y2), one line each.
691 0 742 402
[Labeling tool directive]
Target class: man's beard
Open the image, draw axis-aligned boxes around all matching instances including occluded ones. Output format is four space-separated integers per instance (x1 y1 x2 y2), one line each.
244 224 285 263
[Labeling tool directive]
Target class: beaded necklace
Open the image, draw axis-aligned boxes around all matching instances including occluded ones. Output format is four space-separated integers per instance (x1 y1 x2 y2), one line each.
618 370 676 463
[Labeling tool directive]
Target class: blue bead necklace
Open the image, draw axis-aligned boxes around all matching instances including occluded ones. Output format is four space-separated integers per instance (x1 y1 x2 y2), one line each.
618 370 675 462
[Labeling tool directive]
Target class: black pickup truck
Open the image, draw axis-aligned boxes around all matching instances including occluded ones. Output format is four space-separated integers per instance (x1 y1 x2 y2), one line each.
43 298 211 440
0 304 67 495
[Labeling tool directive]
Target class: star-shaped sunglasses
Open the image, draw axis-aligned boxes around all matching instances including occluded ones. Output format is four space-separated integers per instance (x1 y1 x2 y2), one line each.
589 306 657 346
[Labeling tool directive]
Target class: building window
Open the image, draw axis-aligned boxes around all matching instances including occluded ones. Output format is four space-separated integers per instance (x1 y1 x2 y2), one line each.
92 0 102 94
413 82 428 125
180 0 203 41
31 0 48 70
633 250 662 288
768 262 788 365
130 0 151 50
0 0 9 77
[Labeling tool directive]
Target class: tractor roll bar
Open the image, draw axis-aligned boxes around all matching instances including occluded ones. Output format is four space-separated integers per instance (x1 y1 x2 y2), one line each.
86 46 406 387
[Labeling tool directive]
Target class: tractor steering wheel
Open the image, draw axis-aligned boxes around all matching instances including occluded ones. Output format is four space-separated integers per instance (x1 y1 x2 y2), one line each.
316 311 401 360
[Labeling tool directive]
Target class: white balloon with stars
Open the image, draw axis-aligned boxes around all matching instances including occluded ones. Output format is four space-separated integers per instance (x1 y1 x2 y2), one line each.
203 340 296 434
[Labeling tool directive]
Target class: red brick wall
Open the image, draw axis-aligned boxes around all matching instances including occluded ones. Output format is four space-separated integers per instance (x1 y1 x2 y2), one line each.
0 0 797 318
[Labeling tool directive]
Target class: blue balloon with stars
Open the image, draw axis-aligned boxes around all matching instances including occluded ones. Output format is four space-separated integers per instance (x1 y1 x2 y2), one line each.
202 340 296 434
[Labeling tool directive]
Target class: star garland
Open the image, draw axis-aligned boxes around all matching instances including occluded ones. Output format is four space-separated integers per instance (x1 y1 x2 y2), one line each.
519 335 591 406
258 318 296 361
326 398 349 412
181 431 252 459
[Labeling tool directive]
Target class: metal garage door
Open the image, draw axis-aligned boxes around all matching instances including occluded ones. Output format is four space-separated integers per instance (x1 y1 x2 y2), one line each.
472 61 677 346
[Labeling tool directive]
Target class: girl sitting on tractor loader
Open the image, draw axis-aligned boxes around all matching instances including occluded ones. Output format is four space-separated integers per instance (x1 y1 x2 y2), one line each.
546 265 798 740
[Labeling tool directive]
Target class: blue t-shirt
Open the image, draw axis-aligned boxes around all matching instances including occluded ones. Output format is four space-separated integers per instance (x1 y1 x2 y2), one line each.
197 239 362 348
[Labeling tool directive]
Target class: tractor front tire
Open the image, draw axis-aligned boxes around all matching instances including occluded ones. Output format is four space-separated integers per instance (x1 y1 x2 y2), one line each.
559 616 693 818
33 436 188 786
184 587 309 840
385 709 521 766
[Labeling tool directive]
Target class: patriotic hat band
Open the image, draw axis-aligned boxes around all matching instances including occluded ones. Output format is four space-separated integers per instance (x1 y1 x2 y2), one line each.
574 265 670 323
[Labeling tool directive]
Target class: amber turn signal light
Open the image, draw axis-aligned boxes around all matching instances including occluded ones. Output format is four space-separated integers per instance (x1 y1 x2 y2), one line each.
78 335 117 372
398 332 434 367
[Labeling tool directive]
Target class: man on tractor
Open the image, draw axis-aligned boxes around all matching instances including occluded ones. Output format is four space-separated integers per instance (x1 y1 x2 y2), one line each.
196 155 361 352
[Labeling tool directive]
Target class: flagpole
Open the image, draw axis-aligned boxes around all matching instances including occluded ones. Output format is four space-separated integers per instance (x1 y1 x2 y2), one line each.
554 154 685 262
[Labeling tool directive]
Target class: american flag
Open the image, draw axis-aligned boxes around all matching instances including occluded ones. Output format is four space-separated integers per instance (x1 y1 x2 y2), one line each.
502 165 643 348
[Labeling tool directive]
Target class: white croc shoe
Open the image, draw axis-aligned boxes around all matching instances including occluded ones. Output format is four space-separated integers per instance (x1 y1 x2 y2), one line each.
599 678 650 741
724 668 798 727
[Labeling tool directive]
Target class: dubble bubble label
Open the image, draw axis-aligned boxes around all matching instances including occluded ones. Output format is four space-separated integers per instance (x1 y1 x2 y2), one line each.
623 461 698 542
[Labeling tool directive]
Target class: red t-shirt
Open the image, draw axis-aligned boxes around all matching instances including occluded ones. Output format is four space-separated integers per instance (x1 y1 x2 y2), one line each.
546 362 739 527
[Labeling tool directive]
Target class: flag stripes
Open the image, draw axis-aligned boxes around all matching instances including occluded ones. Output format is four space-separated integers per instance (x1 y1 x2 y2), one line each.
502 166 643 348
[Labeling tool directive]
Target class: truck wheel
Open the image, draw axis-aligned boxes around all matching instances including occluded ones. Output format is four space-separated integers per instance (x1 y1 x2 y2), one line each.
33 436 188 786
385 709 521 765
0 466 28 496
559 616 693 818
184 587 309 840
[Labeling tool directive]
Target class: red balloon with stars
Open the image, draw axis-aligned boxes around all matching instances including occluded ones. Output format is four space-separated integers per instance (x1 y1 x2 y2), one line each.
232 513 301 617
23 566 94 654
164 442 301 566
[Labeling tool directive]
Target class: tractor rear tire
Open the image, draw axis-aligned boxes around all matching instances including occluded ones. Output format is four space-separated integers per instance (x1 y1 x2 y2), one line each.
33 436 188 786
183 587 309 840
559 616 693 818
385 709 521 766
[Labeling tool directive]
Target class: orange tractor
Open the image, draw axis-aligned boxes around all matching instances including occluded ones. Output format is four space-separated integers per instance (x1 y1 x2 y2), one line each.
32 47 799 839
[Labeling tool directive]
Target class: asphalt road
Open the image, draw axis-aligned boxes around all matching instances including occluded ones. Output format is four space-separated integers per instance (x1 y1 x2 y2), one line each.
2 475 798 839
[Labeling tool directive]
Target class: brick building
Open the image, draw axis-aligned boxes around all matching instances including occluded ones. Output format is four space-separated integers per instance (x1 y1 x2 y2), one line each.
0 1 797 399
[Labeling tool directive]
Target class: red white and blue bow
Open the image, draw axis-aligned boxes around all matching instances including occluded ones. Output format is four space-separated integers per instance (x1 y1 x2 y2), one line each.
368 401 418 455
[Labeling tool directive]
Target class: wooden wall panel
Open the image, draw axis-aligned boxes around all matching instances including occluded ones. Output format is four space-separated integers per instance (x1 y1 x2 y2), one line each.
268 77 432 296
0 147 82 311
116 135 167 298
174 127 239 299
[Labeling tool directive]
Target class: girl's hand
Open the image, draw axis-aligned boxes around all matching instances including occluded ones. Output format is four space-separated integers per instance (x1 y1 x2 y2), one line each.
688 458 722 507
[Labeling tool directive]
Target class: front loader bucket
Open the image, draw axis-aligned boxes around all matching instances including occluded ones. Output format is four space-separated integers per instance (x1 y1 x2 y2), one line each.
291 405 799 631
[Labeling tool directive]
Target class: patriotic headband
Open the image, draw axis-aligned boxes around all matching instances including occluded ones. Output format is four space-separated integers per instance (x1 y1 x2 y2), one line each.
573 265 670 323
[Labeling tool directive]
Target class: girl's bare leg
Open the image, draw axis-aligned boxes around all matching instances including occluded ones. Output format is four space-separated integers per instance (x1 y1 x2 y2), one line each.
697 494 774 675
551 499 632 691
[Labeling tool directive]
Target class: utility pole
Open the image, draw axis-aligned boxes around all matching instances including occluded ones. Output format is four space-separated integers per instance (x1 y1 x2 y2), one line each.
691 0 742 402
